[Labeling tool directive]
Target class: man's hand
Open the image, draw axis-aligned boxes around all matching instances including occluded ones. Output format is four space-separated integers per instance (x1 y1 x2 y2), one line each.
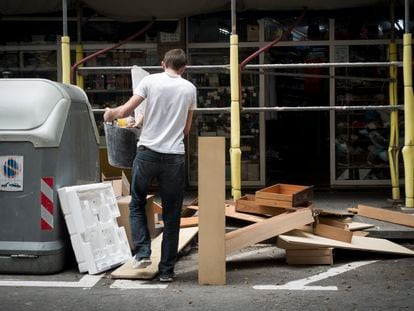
103 107 115 123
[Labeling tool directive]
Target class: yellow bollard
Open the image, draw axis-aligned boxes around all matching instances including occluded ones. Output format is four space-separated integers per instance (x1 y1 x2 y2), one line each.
230 34 241 200
388 42 401 201
61 36 71 84
402 33 414 207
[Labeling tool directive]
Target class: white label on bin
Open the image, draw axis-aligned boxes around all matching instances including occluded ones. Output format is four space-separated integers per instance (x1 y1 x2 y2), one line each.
0 156 23 191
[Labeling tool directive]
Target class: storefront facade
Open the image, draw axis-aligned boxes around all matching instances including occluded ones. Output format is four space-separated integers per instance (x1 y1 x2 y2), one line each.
0 4 409 189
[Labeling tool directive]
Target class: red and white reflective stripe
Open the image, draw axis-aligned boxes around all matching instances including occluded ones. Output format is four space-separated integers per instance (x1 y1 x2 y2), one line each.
40 177 54 230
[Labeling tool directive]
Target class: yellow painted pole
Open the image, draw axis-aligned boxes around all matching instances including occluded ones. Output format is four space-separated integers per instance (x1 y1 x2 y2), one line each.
230 34 241 200
75 44 84 88
61 36 71 84
402 33 414 207
388 42 400 201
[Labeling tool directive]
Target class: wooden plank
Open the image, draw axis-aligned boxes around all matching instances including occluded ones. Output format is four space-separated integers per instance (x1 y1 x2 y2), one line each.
225 208 314 254
152 201 163 214
180 216 199 228
111 227 198 279
357 204 414 228
352 231 370 237
314 223 353 243
117 195 156 249
181 197 198 217
186 204 267 223
347 222 374 231
318 217 348 229
287 255 333 265
224 204 268 222
121 171 130 196
160 217 199 228
236 194 287 216
286 248 334 265
286 248 333 257
277 229 414 255
198 137 226 285
318 209 355 217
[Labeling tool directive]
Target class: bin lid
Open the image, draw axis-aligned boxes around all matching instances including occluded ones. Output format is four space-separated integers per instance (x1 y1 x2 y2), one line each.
0 79 99 147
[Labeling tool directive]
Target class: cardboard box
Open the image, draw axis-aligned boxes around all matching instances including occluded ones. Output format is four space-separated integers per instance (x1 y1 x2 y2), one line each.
117 195 155 250
247 24 259 41
255 184 314 208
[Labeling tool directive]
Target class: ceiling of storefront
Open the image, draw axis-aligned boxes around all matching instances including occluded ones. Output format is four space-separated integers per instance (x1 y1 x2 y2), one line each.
0 0 410 20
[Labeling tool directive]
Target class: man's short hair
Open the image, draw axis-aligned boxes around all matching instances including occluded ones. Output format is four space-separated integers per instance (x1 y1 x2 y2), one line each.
163 49 187 70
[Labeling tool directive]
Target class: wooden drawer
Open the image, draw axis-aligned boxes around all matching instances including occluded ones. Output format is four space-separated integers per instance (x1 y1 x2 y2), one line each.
255 184 313 207
235 194 287 216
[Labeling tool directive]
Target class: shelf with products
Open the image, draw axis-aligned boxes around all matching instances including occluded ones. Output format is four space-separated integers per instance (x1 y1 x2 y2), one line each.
186 47 265 186
333 44 403 184
0 48 58 80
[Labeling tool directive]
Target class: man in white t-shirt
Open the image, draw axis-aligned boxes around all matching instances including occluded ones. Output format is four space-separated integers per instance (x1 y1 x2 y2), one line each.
104 49 196 282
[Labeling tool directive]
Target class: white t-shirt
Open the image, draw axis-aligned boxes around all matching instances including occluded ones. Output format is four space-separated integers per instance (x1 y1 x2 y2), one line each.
133 72 196 154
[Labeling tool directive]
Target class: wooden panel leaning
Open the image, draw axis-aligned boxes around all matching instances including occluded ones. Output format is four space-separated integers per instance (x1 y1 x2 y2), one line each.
198 137 226 285
225 208 314 255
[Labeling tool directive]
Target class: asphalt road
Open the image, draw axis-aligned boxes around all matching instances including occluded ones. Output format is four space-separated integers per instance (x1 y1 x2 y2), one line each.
1 241 413 311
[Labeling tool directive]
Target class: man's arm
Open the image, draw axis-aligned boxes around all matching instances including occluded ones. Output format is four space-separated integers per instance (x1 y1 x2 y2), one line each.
104 95 144 122
183 110 194 136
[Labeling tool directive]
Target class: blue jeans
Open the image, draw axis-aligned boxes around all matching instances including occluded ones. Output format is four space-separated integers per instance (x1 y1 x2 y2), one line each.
129 145 185 276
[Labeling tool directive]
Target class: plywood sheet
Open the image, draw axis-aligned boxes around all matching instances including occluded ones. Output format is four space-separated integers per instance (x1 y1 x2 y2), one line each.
111 227 198 279
278 229 414 255
198 137 226 285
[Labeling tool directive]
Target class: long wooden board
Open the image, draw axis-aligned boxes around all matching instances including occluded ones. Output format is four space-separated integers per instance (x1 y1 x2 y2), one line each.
186 204 267 223
277 229 414 255
357 204 414 228
198 137 226 285
111 227 198 279
225 208 314 254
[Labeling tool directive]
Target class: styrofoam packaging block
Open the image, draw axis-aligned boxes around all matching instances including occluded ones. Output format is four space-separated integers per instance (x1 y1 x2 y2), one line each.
58 182 132 274
58 183 119 234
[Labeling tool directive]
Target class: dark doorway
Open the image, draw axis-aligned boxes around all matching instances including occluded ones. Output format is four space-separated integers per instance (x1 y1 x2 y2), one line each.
265 46 330 188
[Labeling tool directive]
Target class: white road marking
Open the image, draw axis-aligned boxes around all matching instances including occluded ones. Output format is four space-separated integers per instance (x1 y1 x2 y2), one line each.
110 280 168 289
0 274 103 288
175 246 277 275
253 260 378 291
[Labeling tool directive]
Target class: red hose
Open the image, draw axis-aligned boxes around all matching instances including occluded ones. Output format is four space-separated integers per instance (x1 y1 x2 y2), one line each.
240 9 306 70
70 19 155 85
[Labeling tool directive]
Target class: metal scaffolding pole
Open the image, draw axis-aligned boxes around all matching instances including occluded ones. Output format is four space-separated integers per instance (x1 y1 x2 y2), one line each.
77 61 402 74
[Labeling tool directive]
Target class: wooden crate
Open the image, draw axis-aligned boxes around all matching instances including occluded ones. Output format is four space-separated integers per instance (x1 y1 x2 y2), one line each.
255 184 313 207
236 194 311 214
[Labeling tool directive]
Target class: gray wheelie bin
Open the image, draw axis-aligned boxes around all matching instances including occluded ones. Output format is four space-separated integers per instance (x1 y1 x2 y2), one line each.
0 79 100 274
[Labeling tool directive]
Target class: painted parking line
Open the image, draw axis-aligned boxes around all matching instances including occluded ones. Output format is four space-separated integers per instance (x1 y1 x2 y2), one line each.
175 246 277 275
253 260 378 291
110 280 168 289
0 274 103 288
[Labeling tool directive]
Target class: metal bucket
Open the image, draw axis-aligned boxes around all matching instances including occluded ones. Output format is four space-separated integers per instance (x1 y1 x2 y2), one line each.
104 123 140 169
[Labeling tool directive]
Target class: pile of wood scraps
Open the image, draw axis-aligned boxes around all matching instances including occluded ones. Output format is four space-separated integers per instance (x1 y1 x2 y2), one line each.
226 184 414 266
111 183 414 281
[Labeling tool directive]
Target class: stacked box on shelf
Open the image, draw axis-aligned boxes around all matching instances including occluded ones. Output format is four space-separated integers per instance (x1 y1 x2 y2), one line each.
58 183 131 274
255 184 314 208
